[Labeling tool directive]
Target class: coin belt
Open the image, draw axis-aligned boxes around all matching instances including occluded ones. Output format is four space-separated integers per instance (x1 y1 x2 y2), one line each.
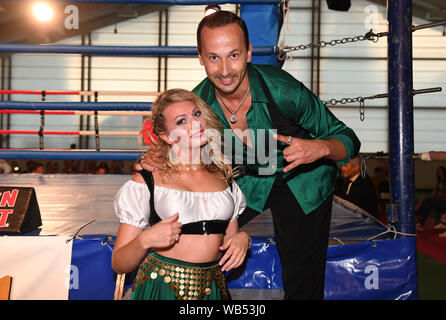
132 253 230 300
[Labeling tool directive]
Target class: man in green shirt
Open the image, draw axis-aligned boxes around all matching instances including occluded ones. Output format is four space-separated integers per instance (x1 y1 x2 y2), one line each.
139 10 360 299
193 11 360 300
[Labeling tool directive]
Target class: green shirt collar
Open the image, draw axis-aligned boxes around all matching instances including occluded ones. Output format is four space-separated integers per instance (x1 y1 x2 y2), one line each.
247 63 269 104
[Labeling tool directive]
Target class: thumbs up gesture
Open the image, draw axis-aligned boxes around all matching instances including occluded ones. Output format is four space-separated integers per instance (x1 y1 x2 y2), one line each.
142 212 182 248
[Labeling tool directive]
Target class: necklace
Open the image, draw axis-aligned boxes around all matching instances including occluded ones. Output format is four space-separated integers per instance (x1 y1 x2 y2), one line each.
177 161 204 171
215 86 250 124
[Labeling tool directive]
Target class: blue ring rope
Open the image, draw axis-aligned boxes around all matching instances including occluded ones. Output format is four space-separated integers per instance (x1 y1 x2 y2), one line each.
0 150 141 161
0 102 148 160
0 44 277 56
0 101 152 111
5 0 280 4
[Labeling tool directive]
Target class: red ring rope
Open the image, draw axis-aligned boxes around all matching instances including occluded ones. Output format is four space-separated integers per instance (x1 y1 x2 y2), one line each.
0 89 160 96
0 130 138 136
0 130 78 135
0 110 76 115
0 110 151 116
0 90 79 95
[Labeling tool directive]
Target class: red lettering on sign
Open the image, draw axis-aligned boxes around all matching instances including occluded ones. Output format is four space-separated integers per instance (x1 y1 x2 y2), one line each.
0 189 19 207
0 209 13 227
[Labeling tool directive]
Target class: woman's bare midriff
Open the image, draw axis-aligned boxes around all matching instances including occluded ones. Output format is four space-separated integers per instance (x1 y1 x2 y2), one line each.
154 233 224 263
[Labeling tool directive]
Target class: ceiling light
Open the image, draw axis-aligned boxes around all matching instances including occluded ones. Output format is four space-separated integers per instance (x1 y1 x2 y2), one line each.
32 2 54 22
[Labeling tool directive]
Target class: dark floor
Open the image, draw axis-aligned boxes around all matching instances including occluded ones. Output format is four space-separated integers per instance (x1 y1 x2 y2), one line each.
417 251 446 300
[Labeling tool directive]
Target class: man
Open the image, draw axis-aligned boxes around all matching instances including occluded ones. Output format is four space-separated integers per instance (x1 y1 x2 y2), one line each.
336 157 378 217
141 11 360 300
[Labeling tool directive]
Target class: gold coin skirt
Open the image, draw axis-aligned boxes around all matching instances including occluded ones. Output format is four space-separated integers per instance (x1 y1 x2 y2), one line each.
130 252 231 300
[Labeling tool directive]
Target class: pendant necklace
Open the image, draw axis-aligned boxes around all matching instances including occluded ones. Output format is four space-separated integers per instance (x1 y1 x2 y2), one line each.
215 86 250 124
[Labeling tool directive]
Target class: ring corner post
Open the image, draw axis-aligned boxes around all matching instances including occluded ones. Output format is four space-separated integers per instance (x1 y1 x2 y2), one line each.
387 0 415 238
240 2 280 67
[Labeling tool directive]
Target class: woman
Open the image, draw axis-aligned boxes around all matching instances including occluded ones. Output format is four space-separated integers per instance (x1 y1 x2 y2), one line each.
112 89 250 300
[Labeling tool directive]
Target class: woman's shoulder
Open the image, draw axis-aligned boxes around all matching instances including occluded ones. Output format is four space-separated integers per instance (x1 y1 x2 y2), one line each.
132 171 146 184
133 169 165 186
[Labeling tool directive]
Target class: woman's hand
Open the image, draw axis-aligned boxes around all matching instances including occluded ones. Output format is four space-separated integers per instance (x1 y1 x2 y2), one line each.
141 213 182 249
218 231 251 271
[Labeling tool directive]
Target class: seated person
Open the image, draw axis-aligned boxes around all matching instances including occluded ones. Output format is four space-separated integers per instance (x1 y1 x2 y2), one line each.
336 157 378 218
416 166 446 230
111 89 251 300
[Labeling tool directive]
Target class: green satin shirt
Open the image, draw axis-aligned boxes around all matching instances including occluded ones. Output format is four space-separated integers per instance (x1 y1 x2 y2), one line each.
193 63 360 214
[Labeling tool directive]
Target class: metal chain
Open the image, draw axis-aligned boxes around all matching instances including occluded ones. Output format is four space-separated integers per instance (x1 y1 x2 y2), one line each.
280 28 438 122
322 87 441 107
323 96 367 107
359 155 367 178
359 99 365 121
279 19 444 56
323 95 373 121
280 29 388 55
322 95 377 122
321 86 441 121
278 29 389 120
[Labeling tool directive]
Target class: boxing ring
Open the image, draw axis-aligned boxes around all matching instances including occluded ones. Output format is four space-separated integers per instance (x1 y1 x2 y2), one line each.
1 0 445 300
0 174 417 300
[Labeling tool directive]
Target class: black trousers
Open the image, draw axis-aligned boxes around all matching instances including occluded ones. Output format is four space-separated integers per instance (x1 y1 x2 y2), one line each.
239 175 332 300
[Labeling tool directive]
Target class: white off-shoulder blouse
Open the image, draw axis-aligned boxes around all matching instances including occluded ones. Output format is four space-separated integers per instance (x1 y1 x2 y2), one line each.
114 180 247 229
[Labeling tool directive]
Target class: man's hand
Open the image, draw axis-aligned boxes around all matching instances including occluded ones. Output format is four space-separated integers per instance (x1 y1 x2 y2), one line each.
134 148 164 172
218 231 250 271
273 134 328 173
273 134 347 173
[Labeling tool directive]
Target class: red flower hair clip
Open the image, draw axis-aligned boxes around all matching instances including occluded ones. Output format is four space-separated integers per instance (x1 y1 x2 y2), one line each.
139 120 159 146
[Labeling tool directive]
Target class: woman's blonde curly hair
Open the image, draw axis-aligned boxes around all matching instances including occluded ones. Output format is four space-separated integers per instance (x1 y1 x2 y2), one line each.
145 88 234 182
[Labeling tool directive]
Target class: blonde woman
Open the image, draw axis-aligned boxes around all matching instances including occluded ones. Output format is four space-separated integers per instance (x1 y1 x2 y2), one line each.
112 89 250 300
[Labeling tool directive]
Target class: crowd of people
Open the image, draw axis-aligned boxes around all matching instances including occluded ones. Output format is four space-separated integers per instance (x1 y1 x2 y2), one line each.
415 166 446 238
1 159 128 175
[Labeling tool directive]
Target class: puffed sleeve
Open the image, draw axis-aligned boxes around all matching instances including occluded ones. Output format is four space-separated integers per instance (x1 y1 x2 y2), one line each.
113 180 151 229
230 181 247 221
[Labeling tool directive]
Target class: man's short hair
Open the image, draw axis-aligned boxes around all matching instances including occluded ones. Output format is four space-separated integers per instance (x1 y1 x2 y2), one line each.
196 10 250 53
348 157 361 167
